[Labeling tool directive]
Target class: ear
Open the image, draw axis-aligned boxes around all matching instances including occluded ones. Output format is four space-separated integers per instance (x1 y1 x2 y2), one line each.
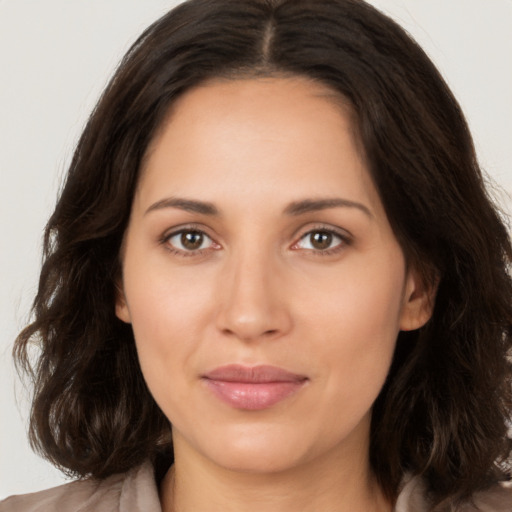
115 281 132 324
399 267 438 331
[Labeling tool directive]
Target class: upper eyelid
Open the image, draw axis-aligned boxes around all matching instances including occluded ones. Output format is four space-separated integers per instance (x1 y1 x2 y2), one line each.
292 223 353 242
166 229 214 243
161 223 216 240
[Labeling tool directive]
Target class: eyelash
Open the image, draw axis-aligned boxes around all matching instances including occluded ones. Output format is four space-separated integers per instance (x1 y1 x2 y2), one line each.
291 226 352 256
160 224 219 257
160 225 351 257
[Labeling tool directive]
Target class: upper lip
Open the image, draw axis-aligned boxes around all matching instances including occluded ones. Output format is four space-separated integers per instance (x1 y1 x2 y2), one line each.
203 364 307 383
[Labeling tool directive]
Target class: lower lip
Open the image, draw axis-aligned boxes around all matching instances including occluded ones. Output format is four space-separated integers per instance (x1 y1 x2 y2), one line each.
203 379 306 410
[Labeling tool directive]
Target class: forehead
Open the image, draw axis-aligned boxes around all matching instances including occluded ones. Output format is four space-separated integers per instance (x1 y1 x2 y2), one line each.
143 76 359 168
136 77 380 214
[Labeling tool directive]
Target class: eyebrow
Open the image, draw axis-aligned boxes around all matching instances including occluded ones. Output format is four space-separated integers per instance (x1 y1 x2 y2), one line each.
145 197 219 216
144 196 372 218
284 198 373 218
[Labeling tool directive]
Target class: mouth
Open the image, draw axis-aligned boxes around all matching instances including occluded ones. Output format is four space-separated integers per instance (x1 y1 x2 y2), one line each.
201 364 308 411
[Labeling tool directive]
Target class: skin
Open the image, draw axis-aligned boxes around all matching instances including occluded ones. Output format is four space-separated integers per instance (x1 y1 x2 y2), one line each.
116 77 434 512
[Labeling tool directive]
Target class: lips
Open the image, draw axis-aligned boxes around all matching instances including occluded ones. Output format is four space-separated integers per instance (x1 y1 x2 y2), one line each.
202 364 308 410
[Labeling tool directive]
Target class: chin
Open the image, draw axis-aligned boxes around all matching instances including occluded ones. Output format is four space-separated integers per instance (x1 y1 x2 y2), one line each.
175 420 314 474
207 442 308 475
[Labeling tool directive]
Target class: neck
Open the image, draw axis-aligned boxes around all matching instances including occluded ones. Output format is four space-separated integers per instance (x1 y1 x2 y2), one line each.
160 431 392 512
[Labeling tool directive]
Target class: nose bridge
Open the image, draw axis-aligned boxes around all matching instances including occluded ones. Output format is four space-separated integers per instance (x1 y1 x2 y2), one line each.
216 242 290 341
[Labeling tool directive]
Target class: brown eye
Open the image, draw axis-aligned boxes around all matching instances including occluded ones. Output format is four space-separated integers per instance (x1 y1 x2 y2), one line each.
181 231 204 250
166 229 215 253
294 229 346 253
310 231 333 250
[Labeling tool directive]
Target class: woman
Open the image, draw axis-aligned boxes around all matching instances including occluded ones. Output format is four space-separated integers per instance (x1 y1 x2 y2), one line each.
2 0 511 510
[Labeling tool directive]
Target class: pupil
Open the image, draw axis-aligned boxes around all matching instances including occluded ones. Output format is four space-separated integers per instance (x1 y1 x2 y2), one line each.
311 231 332 250
181 231 203 250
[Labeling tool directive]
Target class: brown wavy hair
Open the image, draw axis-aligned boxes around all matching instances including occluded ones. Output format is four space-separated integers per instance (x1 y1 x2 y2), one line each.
14 0 512 508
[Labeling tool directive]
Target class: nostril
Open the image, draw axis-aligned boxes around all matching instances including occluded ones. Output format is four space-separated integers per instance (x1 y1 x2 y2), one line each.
220 327 280 341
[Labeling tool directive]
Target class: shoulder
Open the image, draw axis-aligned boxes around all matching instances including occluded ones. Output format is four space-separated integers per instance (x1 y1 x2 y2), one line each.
0 462 161 512
468 482 512 512
395 475 512 512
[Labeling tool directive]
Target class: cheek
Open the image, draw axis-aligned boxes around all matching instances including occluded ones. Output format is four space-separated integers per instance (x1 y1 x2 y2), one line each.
295 252 406 408
122 257 217 396
125 245 216 329
298 248 406 344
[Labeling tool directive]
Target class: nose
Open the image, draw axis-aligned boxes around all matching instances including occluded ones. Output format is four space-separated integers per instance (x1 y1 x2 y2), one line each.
215 250 292 342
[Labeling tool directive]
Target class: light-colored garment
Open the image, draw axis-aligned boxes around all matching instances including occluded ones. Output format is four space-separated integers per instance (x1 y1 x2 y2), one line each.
0 463 160 512
394 476 512 512
1 462 510 511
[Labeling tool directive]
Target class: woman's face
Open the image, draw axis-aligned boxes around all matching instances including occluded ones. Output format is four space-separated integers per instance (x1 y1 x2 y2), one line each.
117 77 432 475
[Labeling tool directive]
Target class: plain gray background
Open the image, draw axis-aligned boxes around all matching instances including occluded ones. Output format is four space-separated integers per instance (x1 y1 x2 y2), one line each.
1 0 511 499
